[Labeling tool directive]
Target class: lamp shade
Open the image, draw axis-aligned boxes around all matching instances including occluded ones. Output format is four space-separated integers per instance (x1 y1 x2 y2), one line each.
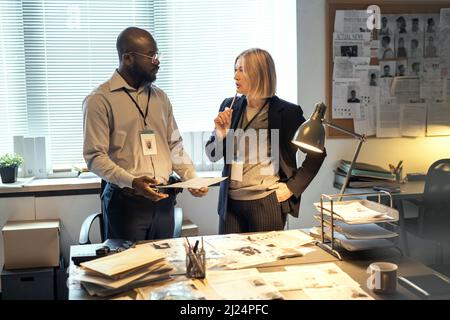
291 102 327 153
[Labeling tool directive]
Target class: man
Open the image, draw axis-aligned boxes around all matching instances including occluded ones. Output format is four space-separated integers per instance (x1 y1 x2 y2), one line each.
397 64 406 77
425 36 438 58
396 37 407 58
411 18 420 33
83 27 207 241
369 72 377 86
347 90 360 103
410 39 420 58
381 65 393 78
426 18 436 33
396 16 407 33
411 62 421 76
381 36 395 59
379 17 391 36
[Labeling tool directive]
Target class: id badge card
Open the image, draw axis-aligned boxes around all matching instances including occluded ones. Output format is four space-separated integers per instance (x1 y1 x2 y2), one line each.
230 160 244 182
140 130 157 155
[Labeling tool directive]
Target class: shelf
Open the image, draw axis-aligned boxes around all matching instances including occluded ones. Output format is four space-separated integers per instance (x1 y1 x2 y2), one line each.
313 199 399 224
312 219 398 240
310 227 397 252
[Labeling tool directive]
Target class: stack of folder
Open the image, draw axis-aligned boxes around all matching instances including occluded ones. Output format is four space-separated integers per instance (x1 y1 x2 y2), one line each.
73 243 174 297
334 160 399 190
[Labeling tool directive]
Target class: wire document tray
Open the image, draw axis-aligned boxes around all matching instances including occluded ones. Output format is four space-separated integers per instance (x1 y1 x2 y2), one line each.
313 191 401 260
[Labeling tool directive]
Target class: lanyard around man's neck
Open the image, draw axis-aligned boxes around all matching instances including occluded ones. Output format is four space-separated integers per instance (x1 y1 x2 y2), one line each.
123 87 151 127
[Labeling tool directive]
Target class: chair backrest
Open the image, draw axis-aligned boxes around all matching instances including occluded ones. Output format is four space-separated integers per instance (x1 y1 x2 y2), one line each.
78 180 107 245
421 159 450 240
79 212 105 245
423 159 450 209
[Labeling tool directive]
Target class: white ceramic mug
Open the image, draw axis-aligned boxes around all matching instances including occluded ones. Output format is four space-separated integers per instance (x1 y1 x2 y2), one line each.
367 262 398 294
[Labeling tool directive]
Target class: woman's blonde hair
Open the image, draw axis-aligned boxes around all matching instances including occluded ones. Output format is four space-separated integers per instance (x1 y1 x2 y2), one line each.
235 48 277 99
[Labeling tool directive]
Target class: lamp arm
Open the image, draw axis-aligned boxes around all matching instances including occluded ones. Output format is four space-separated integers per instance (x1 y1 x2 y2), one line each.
339 138 365 200
321 120 367 201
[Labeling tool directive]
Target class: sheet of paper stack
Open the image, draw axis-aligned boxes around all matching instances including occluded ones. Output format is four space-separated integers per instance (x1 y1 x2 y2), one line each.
71 243 175 297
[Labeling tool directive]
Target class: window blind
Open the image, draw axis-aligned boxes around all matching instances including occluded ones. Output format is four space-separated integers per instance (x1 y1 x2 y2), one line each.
0 0 296 168
0 1 28 154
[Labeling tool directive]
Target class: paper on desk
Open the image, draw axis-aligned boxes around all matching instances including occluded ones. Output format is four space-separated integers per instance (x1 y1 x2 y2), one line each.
80 243 165 278
261 262 360 292
205 231 316 270
302 285 373 300
81 273 173 298
315 201 392 223
75 261 174 289
199 269 283 300
246 229 314 247
151 237 224 263
157 177 227 189
205 234 278 269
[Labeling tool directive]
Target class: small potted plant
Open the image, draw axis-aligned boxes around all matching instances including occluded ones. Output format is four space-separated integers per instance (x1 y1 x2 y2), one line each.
0 153 24 183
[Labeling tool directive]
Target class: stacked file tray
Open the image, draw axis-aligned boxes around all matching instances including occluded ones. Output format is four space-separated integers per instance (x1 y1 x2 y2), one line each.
312 191 400 260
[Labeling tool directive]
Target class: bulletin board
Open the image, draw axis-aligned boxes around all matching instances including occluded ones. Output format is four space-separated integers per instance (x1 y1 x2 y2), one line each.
325 0 450 138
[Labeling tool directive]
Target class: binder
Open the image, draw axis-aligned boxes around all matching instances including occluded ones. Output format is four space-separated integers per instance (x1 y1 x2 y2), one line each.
34 136 49 178
13 136 25 178
339 160 396 180
22 137 36 177
334 169 395 188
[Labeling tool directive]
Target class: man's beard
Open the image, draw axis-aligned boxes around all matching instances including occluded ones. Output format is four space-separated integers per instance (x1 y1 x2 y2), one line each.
130 63 156 86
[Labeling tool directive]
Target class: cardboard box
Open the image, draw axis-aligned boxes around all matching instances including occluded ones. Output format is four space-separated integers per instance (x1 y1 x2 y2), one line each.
2 219 60 270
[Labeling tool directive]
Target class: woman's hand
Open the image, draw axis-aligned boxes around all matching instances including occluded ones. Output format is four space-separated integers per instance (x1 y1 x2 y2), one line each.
275 182 293 202
214 107 233 139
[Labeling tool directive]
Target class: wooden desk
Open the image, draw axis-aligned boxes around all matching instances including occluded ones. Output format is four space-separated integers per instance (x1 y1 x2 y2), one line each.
68 236 438 301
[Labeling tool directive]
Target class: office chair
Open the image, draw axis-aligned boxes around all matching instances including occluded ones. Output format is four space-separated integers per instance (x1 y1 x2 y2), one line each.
79 180 107 245
78 180 184 244
403 159 450 267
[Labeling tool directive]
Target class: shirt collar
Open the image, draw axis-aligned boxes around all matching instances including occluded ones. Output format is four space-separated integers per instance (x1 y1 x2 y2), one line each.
109 69 148 94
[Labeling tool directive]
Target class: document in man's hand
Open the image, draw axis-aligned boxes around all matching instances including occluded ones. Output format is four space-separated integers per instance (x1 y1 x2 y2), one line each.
157 176 227 189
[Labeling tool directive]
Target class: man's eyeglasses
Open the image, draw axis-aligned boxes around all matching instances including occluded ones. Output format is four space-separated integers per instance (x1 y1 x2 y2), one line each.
126 51 162 64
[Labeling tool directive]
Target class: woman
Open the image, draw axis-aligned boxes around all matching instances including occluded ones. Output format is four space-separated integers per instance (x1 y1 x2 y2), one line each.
205 48 326 234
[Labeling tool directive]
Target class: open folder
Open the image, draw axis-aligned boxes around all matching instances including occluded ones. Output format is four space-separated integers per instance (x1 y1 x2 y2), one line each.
157 176 227 189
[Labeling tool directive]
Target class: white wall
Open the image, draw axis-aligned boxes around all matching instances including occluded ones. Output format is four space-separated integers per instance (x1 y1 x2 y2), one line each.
177 186 220 236
290 0 450 230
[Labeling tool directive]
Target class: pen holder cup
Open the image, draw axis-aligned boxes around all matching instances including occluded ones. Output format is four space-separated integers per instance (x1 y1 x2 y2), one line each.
186 251 206 279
